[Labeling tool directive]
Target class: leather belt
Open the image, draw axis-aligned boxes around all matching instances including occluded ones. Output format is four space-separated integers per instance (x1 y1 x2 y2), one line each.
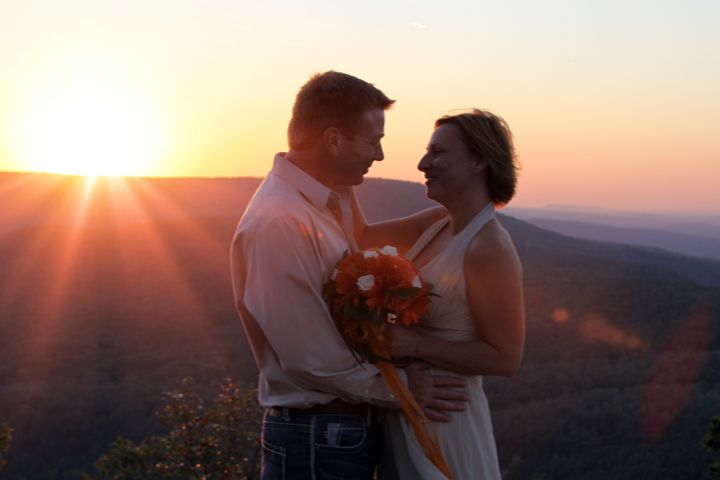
270 399 375 417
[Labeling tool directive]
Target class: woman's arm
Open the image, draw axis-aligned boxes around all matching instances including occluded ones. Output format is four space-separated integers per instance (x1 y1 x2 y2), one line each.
389 223 525 376
350 187 447 254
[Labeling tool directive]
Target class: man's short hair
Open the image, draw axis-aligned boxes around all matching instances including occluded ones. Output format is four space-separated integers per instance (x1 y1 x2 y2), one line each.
287 71 395 150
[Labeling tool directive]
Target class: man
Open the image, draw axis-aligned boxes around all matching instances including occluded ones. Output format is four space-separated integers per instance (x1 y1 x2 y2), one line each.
230 71 466 479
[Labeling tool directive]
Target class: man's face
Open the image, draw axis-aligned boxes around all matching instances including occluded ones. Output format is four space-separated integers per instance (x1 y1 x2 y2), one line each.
330 108 385 186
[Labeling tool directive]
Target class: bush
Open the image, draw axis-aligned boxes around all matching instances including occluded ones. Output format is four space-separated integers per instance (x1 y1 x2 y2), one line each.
88 378 262 479
705 416 720 479
0 423 11 473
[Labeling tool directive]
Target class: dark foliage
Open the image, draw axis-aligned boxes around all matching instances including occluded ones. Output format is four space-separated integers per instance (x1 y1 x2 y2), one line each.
85 378 262 480
0 423 11 473
705 416 720 479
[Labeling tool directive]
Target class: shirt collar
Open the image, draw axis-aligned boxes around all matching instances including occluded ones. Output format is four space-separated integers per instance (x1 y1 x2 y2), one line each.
271 152 334 211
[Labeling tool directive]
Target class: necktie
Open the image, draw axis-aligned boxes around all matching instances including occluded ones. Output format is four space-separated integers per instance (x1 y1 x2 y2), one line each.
327 191 358 252
327 191 344 226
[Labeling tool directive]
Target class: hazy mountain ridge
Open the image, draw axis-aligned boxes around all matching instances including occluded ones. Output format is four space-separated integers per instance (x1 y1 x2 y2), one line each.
0 172 718 479
505 206 720 238
499 215 720 289
519 216 720 262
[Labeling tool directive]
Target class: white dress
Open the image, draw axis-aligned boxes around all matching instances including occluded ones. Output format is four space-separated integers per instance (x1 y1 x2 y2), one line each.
382 202 502 480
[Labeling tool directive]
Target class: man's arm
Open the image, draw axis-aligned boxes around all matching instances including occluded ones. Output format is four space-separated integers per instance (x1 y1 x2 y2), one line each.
231 216 467 416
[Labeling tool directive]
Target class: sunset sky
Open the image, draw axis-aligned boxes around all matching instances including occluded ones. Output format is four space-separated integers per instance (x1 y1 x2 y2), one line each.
1 0 718 212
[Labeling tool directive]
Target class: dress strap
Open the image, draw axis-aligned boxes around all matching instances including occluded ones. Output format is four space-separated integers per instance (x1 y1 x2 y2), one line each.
405 216 450 262
406 202 495 262
451 202 496 247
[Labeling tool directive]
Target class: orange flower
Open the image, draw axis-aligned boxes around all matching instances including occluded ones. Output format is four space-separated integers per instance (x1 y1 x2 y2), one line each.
396 293 430 326
333 253 366 295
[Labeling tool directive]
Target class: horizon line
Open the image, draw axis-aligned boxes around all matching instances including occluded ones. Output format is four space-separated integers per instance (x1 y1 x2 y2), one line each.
1 169 719 218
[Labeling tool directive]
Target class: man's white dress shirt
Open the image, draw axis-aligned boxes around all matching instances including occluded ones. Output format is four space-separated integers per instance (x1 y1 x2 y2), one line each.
231 153 400 408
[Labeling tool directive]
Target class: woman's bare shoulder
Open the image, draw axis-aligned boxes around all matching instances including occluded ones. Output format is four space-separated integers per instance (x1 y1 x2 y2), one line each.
466 219 521 268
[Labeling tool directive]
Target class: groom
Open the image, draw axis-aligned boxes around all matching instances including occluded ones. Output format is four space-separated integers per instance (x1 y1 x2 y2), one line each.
230 71 466 479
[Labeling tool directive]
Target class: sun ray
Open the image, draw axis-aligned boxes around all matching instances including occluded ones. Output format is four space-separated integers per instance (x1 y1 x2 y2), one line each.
0 175 85 304
1 202 65 377
0 174 239 389
97 178 234 372
125 177 241 369
0 172 44 235
2 176 100 382
129 177 229 251
0 173 80 232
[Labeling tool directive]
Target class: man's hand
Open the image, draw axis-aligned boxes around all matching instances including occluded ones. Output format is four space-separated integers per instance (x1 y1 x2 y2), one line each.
405 361 469 422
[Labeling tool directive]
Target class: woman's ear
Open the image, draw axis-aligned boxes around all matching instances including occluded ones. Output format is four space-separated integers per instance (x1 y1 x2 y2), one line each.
323 127 342 156
473 157 488 174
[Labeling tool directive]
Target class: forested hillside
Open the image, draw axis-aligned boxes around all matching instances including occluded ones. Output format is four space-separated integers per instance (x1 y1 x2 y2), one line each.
0 173 718 479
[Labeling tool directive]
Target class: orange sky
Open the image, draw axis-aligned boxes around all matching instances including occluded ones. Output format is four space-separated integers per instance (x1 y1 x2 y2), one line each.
1 1 718 212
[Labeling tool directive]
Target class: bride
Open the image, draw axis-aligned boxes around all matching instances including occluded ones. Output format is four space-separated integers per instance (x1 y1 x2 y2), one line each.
352 109 525 479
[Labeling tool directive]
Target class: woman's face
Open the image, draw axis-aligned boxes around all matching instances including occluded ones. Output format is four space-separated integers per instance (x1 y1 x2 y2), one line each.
418 123 482 203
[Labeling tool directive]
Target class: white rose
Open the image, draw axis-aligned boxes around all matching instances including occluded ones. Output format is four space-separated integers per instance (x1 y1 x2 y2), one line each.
363 250 379 259
411 275 422 288
357 274 375 291
380 245 399 256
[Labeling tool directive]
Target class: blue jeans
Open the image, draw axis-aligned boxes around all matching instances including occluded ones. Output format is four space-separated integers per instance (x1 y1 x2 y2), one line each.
261 407 380 480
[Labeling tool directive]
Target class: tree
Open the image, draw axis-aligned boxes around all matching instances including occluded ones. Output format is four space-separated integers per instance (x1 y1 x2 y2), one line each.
88 378 262 479
704 415 720 479
0 423 11 473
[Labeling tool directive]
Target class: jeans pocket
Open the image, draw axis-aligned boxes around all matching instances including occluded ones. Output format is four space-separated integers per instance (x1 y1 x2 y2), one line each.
261 437 287 480
314 416 378 479
315 416 368 451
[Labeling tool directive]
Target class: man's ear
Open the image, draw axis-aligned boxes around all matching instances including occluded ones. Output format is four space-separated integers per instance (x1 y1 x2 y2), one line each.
323 127 342 156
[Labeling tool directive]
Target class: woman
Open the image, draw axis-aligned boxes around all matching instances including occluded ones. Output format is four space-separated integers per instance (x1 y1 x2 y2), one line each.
352 109 525 479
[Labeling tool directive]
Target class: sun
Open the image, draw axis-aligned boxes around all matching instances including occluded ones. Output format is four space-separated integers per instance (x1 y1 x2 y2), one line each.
11 73 168 178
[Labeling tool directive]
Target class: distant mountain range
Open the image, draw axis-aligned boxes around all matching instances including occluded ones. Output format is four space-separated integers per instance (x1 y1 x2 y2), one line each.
0 172 718 479
505 205 720 237
515 216 720 262
506 205 720 261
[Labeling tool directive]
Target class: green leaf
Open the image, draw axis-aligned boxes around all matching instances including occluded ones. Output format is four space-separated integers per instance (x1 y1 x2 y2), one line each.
344 303 379 324
390 287 422 299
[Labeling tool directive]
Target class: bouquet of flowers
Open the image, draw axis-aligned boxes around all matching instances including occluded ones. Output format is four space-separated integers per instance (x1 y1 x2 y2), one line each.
323 245 452 479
